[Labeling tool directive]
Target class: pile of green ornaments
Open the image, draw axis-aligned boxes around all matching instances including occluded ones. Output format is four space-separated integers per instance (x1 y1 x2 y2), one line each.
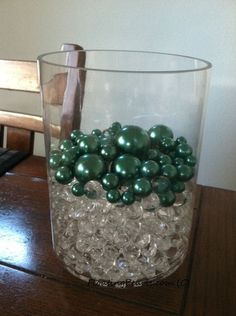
49 122 196 207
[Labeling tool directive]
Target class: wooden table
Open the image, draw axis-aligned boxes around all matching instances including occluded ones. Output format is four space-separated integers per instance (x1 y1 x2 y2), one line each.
0 156 235 316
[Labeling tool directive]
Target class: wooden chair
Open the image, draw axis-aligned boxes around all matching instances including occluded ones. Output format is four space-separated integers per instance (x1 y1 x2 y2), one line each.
0 43 84 155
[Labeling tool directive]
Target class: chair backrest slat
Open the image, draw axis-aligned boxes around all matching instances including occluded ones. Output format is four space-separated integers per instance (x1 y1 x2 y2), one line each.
0 59 39 92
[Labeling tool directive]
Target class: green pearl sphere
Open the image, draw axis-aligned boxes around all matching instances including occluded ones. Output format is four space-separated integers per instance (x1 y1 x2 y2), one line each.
74 154 105 182
102 173 119 190
161 164 177 179
147 148 160 161
148 124 173 145
175 136 187 145
59 139 73 151
100 144 117 161
133 178 152 197
158 154 172 166
115 125 150 156
91 129 102 137
153 176 170 194
175 143 193 158
141 160 159 178
78 135 99 154
70 130 83 143
159 136 175 152
72 182 85 196
177 164 194 181
111 121 122 134
185 155 197 167
49 151 61 170
106 189 121 203
112 154 141 180
55 166 73 184
121 190 135 205
158 190 176 207
173 157 185 166
61 147 77 166
171 180 185 193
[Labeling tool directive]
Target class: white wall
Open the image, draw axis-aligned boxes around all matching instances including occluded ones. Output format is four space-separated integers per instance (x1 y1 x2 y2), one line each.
0 0 235 191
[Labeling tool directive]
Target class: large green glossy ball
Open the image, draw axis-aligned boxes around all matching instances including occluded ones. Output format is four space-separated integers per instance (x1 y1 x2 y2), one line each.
112 154 141 180
153 176 171 194
102 173 119 190
175 143 193 158
161 164 177 179
74 154 105 182
177 164 194 181
148 124 173 145
115 125 150 156
121 190 135 205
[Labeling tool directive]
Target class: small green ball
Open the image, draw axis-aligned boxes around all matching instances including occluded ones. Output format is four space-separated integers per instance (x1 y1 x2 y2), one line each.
102 173 119 190
175 136 187 145
159 136 175 152
106 189 121 203
49 152 61 169
133 178 152 197
91 129 102 137
171 180 185 193
115 125 150 156
158 154 172 166
153 176 171 194
161 164 177 179
61 147 77 166
55 166 73 184
111 121 122 133
141 160 160 178
185 155 197 167
173 157 185 166
175 143 193 158
177 164 194 181
121 190 135 205
99 135 114 147
59 139 73 151
100 144 117 161
70 130 83 143
72 182 85 196
158 190 176 207
148 124 173 145
78 135 99 154
112 154 141 180
147 148 160 161
74 154 105 182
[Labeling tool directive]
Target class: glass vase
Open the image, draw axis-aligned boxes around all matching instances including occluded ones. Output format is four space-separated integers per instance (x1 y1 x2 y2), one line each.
38 50 211 288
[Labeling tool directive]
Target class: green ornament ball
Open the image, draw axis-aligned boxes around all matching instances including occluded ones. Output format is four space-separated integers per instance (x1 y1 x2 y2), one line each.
159 136 175 152
106 189 121 203
91 129 102 137
148 124 173 145
121 190 135 205
115 125 150 156
78 135 100 154
161 164 177 179
49 151 61 170
171 180 185 193
158 190 176 207
175 143 193 158
112 154 141 180
185 155 197 167
175 136 187 145
61 147 77 166
74 154 105 182
70 130 83 143
59 139 73 151
147 148 160 161
141 160 160 178
133 178 152 197
72 182 85 196
173 157 185 166
153 176 171 194
100 144 117 161
55 166 73 184
177 164 194 181
102 173 119 190
158 154 172 166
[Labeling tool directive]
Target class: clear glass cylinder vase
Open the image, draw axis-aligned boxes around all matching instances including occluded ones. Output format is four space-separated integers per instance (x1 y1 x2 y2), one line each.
38 50 211 288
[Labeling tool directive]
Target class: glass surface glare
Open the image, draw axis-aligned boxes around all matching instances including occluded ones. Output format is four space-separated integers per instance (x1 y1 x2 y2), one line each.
38 49 211 288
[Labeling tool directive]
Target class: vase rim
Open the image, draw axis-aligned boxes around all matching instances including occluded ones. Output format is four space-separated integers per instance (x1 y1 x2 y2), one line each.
37 49 212 74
